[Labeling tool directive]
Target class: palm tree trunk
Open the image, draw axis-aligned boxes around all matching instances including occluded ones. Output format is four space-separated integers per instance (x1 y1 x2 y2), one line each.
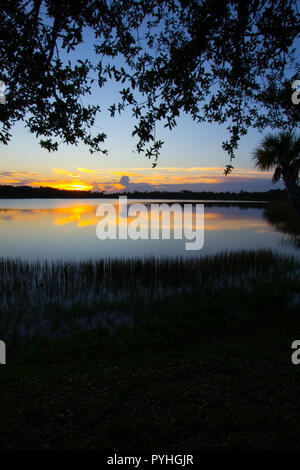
282 173 300 215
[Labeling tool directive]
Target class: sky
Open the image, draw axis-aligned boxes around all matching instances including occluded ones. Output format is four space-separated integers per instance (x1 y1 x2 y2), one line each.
2 15 299 194
1 94 284 193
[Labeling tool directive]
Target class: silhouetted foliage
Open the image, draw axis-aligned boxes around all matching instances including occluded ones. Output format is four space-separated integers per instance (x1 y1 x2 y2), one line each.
0 1 299 166
253 130 300 210
0 184 287 201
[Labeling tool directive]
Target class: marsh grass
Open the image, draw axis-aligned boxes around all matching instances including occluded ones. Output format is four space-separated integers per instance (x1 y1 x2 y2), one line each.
0 249 299 339
2 250 300 450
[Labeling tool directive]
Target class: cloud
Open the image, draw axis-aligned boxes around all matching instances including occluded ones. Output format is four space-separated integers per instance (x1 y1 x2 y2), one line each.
101 172 281 193
0 171 39 180
53 168 80 178
118 175 154 192
0 170 41 186
119 175 130 187
0 166 282 193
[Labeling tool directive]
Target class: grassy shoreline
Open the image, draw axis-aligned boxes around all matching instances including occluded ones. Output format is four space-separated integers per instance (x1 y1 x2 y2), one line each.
1 250 298 339
1 250 300 449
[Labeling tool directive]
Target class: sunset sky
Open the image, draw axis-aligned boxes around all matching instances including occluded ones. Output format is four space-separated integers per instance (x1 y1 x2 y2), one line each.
2 26 294 194
0 116 282 193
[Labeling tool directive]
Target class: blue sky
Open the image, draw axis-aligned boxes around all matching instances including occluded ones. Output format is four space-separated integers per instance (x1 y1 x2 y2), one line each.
1 21 299 193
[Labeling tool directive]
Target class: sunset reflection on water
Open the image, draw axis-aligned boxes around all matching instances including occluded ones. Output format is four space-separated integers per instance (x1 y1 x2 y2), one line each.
0 199 298 260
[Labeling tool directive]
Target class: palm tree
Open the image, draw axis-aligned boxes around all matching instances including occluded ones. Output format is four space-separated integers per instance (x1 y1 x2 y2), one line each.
253 130 300 212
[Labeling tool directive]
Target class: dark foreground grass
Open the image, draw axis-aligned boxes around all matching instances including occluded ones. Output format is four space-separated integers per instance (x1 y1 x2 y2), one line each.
1 250 300 449
0 249 298 339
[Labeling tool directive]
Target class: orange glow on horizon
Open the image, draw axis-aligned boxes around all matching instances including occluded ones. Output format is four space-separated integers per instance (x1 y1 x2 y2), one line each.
30 181 94 192
0 165 276 194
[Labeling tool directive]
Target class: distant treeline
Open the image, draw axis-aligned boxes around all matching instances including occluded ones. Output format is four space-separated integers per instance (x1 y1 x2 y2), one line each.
0 184 287 201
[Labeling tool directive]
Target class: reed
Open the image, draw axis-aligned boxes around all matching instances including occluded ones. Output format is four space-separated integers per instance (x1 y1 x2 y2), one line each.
0 249 298 339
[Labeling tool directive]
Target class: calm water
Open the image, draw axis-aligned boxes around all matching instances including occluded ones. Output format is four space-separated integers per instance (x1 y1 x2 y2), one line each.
0 198 299 260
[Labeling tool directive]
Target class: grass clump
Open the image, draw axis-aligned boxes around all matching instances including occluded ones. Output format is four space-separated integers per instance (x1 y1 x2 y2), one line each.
0 249 298 339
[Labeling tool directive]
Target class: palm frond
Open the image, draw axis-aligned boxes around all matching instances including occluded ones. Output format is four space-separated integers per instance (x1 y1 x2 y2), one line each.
252 146 276 170
253 130 300 172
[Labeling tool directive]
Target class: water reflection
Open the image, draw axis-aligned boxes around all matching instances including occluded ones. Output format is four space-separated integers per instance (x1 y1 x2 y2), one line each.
263 202 300 249
0 202 266 231
0 199 299 259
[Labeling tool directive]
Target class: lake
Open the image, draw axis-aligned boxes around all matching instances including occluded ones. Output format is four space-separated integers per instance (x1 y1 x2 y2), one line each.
0 198 299 260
